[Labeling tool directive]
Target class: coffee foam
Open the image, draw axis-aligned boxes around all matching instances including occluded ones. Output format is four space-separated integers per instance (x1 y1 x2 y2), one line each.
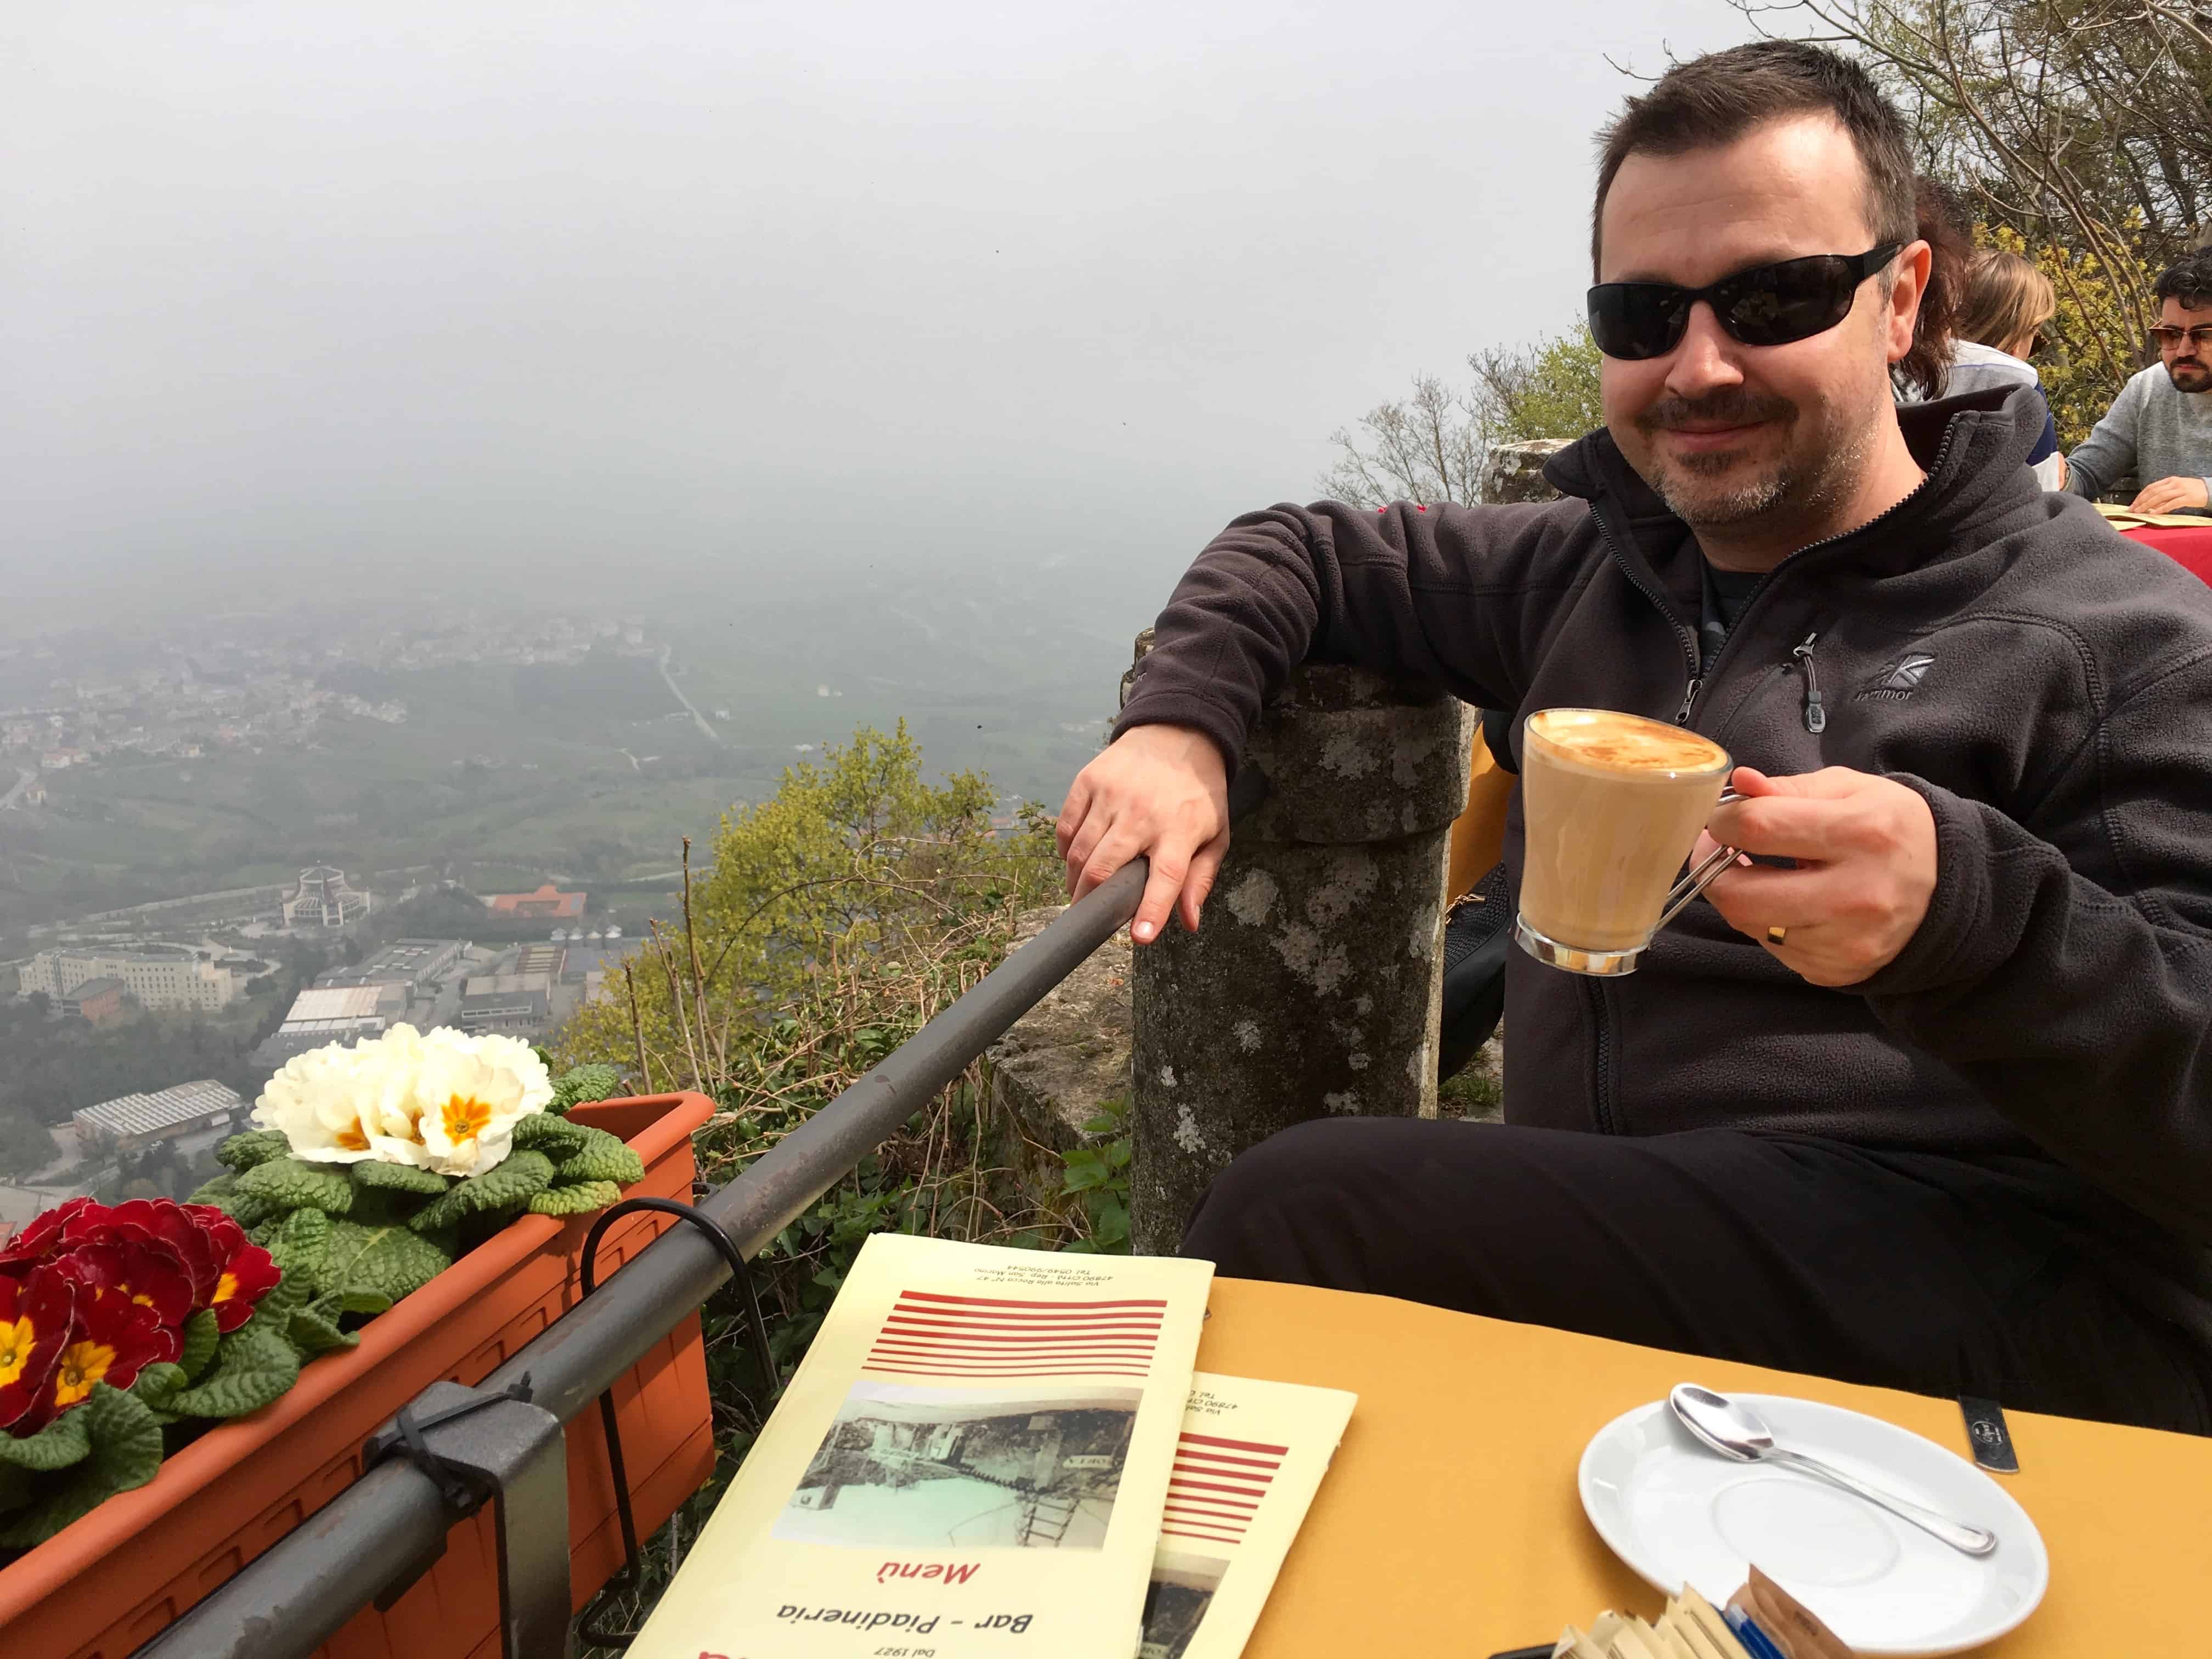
1527 708 1728 775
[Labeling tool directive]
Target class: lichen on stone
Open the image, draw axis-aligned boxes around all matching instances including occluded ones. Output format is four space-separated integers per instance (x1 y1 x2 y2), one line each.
1223 868 1280 927
1173 1104 1206 1153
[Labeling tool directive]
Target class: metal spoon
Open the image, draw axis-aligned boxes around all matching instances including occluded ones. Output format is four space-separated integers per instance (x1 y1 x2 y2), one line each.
1668 1384 1999 1558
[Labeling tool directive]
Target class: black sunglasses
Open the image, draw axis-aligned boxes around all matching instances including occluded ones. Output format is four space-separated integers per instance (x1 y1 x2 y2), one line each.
1587 242 1904 360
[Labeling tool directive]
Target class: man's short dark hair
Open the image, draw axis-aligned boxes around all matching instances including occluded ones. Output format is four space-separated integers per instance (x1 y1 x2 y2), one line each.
2154 249 2212 310
1591 41 1916 275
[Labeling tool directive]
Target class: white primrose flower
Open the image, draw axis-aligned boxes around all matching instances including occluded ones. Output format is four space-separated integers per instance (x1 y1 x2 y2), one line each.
351 1023 442 1167
253 1040 391 1164
412 1035 551 1177
424 1025 555 1113
252 1023 554 1172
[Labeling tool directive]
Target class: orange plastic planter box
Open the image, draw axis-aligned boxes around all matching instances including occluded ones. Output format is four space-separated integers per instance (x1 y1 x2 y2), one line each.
0 1092 720 1659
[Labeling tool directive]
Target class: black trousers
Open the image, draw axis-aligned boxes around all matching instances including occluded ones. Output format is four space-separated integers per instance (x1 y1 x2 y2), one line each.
1180 1118 2212 1436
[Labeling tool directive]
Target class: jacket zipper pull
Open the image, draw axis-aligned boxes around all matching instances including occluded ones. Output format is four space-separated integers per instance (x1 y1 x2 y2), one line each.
1675 677 1702 725
1792 633 1826 733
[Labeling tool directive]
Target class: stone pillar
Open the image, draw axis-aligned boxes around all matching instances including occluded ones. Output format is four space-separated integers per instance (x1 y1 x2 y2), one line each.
1127 640 1471 1254
1478 437 1571 504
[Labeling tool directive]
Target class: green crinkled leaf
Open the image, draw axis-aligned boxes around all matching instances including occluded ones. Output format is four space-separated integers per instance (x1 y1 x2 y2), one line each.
0 1408 91 1471
461 1147 556 1209
164 1316 301 1420
190 1184 280 1230
555 1126 644 1187
526 1180 622 1216
336 1185 429 1230
215 1129 293 1172
187 1172 238 1204
251 1271 310 1330
349 1158 453 1195
0 1385 166 1547
131 1362 185 1406
131 1362 186 1425
405 1150 556 1234
177 1308 221 1383
338 1289 394 1316
548 1063 625 1115
509 1113 591 1157
399 1188 466 1237
325 1220 454 1306
264 1207 332 1299
236 1156 355 1216
288 1304 358 1355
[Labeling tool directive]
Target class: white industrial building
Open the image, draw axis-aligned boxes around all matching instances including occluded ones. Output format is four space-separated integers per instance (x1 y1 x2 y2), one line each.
250 983 400 1070
71 1080 246 1155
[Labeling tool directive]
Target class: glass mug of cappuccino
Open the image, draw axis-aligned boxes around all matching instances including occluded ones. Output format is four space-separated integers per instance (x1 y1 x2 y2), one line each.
1515 707 1739 975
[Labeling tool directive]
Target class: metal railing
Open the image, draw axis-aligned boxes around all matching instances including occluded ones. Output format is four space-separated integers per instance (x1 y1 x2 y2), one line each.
132 774 1266 1658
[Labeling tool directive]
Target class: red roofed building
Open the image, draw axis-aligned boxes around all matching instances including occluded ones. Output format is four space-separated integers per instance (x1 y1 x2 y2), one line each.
486 883 586 920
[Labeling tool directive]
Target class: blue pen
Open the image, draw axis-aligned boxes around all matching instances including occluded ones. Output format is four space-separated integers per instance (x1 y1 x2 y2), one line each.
1722 1605 1791 1659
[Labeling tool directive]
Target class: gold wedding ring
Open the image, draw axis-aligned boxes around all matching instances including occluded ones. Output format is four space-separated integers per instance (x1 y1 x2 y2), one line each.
1766 925 1790 946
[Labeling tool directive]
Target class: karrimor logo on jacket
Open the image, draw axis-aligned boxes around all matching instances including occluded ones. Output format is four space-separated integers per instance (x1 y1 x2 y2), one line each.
1855 652 1937 702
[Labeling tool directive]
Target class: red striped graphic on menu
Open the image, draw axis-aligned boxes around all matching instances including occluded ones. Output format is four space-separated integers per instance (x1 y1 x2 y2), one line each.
1159 1431 1285 1546
860 1290 1166 1380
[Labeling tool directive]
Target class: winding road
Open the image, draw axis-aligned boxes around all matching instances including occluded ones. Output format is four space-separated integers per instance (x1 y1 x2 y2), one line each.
658 646 721 744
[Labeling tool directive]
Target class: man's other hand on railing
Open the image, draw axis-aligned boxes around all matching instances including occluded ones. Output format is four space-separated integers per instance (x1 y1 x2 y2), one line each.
1056 723 1230 943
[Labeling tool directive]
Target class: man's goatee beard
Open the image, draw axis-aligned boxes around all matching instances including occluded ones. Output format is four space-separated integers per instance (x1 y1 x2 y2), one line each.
1641 390 1873 535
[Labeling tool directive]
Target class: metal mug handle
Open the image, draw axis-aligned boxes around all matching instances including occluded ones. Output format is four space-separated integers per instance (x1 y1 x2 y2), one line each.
1653 787 1743 931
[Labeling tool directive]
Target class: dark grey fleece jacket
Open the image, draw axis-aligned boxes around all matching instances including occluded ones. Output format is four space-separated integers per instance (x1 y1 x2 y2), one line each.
1115 385 2212 1293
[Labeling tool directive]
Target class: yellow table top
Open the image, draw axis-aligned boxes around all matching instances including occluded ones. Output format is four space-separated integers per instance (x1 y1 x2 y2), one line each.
1194 1277 2212 1657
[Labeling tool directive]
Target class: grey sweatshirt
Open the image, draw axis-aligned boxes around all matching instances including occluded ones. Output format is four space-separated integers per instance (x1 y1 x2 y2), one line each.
2063 362 2212 501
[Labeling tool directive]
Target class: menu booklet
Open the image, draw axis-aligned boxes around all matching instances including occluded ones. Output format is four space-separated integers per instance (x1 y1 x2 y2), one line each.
1139 1372 1358 1659
629 1233 1214 1659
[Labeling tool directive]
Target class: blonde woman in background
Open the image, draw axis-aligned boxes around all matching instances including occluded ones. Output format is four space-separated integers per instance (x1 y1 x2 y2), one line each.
1945 249 2067 489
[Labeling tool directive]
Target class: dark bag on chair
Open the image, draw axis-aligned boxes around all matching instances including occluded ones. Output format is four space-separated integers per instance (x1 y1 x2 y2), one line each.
1437 861 1513 1081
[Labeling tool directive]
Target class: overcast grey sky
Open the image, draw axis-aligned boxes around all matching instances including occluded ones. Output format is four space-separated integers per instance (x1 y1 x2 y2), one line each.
4 2 1751 623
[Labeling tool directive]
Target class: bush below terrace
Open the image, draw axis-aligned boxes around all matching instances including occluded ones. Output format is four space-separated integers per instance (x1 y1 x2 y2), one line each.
552 726 1118 1635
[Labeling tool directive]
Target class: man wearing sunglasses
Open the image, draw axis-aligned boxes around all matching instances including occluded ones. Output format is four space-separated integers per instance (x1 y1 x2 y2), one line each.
1058 41 2212 1434
2063 247 2212 515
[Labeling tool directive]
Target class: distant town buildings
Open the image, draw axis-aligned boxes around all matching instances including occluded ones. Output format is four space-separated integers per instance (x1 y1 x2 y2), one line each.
20 944 242 1012
283 865 371 929
0 610 668 821
57 977 128 1026
251 983 400 1071
319 938 465 997
457 972 554 1037
72 1080 245 1156
486 884 586 921
461 940 619 1036
511 944 565 980
243 937 494 1071
300 983 408 1029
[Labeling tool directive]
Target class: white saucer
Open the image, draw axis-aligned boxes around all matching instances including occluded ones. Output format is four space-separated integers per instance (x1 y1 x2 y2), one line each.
1577 1393 2048 1656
